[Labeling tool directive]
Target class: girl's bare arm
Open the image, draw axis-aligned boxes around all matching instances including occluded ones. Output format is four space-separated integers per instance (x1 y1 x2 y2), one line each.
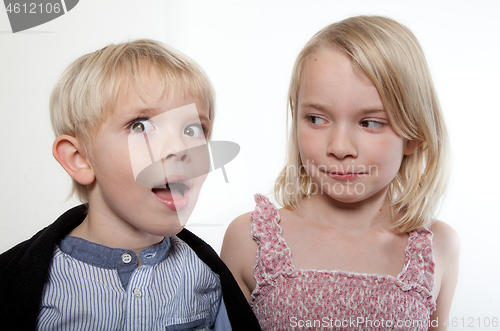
220 212 258 303
429 221 460 330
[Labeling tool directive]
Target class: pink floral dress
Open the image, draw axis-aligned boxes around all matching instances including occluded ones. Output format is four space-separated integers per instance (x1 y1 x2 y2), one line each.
250 194 436 331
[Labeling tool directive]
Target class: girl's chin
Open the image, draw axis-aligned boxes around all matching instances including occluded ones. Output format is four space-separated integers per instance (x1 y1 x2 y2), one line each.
311 187 370 204
328 194 367 204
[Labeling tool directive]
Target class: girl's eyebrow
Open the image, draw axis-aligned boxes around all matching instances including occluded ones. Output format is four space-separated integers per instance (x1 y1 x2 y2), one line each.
300 102 328 112
357 108 386 115
300 102 385 114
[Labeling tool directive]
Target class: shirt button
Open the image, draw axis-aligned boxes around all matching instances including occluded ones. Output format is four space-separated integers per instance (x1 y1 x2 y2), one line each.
121 253 132 264
132 288 142 298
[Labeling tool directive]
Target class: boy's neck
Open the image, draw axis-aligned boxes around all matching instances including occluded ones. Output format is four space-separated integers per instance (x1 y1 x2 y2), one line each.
69 209 165 258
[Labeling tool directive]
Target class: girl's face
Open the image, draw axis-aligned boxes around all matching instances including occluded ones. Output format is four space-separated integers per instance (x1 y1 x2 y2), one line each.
297 49 417 204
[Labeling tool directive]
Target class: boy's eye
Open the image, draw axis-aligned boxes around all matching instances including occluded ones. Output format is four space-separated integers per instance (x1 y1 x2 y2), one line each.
308 115 326 125
184 124 205 138
360 120 384 129
130 120 154 133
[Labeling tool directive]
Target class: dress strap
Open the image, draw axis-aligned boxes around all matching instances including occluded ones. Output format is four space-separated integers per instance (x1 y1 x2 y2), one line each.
251 194 294 285
397 227 436 311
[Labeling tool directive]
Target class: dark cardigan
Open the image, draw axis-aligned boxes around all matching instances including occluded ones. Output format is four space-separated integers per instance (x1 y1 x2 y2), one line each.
0 205 261 330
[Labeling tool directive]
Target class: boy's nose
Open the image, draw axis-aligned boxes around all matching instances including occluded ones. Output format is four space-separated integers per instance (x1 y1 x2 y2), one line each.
161 135 189 162
327 128 358 159
165 150 188 161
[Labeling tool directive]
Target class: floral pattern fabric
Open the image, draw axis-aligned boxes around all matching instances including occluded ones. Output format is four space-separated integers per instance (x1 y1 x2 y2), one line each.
250 194 436 331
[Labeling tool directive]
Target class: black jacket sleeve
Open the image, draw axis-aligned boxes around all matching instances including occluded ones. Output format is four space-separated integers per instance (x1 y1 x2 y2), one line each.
0 205 87 330
178 229 261 331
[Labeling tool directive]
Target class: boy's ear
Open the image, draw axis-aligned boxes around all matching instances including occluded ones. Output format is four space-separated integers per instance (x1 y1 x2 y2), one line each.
404 140 423 156
52 135 95 185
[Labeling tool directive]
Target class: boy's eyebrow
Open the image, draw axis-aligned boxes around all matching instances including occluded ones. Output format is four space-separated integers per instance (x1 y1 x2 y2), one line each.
198 114 210 123
123 107 211 123
122 106 162 117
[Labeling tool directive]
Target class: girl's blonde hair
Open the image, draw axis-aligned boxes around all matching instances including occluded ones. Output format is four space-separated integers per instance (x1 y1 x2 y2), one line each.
275 16 449 232
50 39 215 203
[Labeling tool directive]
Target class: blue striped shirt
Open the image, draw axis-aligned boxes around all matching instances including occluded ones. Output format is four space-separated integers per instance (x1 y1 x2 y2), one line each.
37 236 231 330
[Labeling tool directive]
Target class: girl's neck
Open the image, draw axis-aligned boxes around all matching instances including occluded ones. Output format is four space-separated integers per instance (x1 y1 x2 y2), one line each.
299 187 394 236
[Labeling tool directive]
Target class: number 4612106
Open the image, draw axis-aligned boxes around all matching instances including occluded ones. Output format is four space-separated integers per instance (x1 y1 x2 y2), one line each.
6 2 62 14
444 317 498 328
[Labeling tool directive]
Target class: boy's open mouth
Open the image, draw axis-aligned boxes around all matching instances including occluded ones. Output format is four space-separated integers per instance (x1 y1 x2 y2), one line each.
152 182 187 198
151 180 191 211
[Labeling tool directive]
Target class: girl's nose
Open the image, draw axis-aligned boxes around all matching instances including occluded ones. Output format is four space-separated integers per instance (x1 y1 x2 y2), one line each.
326 128 358 159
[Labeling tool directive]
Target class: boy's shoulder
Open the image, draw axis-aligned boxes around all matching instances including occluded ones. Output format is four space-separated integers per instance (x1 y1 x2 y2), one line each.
0 204 87 270
0 204 87 330
176 228 227 275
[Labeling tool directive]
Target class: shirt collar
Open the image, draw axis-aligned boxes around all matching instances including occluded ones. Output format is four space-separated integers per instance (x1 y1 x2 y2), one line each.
58 236 170 289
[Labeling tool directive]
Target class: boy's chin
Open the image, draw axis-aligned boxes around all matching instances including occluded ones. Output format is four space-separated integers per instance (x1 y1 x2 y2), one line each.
147 221 187 238
162 226 187 238
163 198 200 230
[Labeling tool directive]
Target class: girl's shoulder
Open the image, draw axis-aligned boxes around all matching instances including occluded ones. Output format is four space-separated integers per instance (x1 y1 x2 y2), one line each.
221 195 274 301
225 194 280 232
428 220 460 259
223 211 254 248
426 220 460 319
427 220 460 294
223 194 289 252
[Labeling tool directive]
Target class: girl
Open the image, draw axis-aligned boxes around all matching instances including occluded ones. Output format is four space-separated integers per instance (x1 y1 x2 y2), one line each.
221 16 459 330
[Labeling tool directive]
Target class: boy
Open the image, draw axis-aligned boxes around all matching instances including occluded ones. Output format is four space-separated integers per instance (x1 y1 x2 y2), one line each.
0 39 260 330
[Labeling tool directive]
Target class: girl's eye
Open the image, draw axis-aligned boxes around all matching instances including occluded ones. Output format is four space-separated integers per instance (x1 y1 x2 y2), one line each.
308 115 326 125
130 119 154 133
184 124 205 138
360 120 385 129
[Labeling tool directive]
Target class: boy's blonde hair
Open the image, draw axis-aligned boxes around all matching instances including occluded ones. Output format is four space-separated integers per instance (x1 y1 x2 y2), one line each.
275 16 449 232
50 39 215 203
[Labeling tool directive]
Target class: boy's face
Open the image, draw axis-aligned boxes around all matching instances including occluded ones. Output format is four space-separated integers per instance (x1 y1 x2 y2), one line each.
86 73 210 240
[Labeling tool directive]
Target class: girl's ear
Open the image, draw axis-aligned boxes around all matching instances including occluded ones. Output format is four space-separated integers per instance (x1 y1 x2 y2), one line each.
404 140 423 156
52 135 95 185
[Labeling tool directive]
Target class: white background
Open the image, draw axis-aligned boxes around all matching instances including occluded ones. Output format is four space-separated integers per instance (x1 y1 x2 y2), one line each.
1 0 499 328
